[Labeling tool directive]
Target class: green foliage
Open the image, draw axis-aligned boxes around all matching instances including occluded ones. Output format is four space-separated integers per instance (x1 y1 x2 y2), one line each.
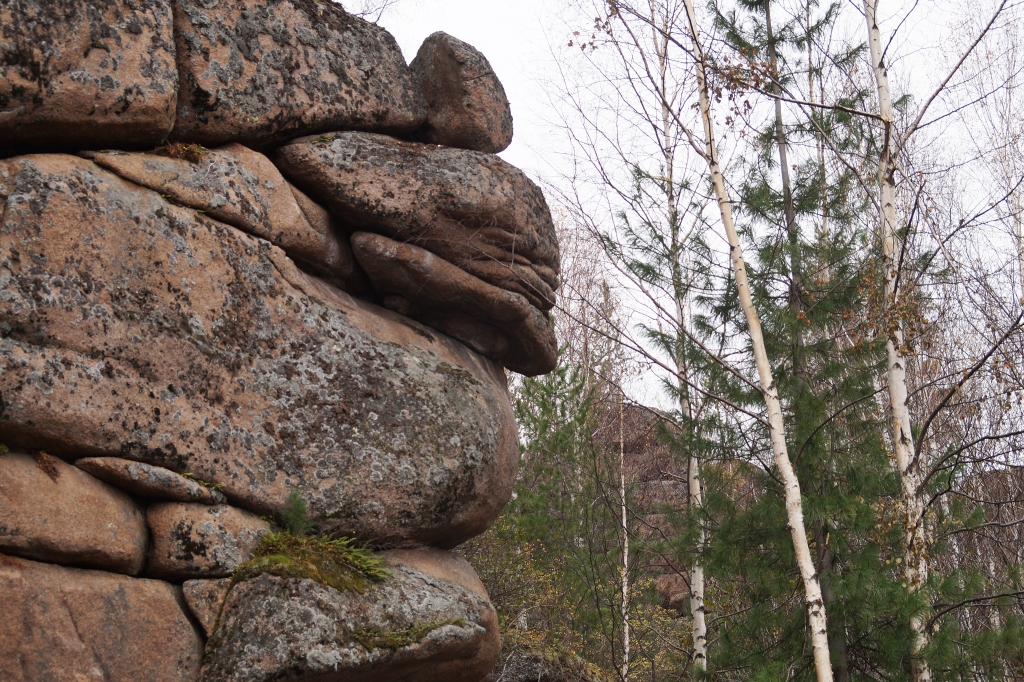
232 532 389 594
350 619 465 650
279 489 315 537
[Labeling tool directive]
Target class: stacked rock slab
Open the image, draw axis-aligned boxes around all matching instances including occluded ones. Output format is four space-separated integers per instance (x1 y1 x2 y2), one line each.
0 1 557 681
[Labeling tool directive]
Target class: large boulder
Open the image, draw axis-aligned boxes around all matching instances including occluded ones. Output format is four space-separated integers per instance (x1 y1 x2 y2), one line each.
411 32 514 154
0 452 148 574
171 0 426 148
93 144 369 293
146 502 270 580
201 548 499 682
0 154 518 548
0 554 203 682
0 0 178 156
352 232 556 376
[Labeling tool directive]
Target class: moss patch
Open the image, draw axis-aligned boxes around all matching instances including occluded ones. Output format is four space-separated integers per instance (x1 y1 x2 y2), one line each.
351 619 466 651
153 142 207 164
231 532 389 593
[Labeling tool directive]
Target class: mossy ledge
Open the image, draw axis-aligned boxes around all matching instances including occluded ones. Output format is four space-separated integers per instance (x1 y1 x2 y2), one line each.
351 619 467 651
231 532 390 593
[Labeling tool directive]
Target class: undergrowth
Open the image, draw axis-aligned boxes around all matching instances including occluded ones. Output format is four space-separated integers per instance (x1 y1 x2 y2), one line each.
153 142 207 163
232 532 390 593
230 490 387 592
351 619 465 651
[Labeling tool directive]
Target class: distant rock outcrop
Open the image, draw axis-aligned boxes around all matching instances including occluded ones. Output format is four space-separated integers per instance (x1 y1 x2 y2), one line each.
0 1 557 680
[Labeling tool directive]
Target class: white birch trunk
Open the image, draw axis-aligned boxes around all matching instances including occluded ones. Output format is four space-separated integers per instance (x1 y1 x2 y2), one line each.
656 7 709 666
862 4 932 681
619 395 631 681
674 291 707 669
682 2 834 680
688 448 708 668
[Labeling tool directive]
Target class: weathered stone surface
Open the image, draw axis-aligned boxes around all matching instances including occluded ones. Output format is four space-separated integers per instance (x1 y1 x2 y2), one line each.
353 232 556 376
411 32 514 154
0 452 148 574
0 0 177 156
0 154 517 548
147 503 269 580
93 144 368 293
77 456 227 504
275 131 560 312
184 578 232 638
0 554 203 682
201 548 499 682
171 0 426 148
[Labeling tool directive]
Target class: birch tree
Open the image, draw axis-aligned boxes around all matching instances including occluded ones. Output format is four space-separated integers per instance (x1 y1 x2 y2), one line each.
675 2 833 677
860 2 1014 679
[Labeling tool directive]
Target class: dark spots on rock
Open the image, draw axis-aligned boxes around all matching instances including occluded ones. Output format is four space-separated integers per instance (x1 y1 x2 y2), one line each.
171 519 209 562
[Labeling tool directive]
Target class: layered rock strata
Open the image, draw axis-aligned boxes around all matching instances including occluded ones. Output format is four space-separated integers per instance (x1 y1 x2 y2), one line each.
0 2 556 680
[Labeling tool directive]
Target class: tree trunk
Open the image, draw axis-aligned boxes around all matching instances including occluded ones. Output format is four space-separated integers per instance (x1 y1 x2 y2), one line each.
657 6 709 667
815 522 850 682
862 3 932 680
619 394 631 681
682 2 834 680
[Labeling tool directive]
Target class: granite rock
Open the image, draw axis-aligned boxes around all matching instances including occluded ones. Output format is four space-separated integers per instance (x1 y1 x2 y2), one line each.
0 0 177 156
200 548 499 682
147 503 269 580
0 553 203 682
76 457 227 504
171 0 426 148
352 232 557 376
183 578 232 637
0 452 148 574
411 32 514 153
0 154 517 548
275 131 559 312
94 144 368 293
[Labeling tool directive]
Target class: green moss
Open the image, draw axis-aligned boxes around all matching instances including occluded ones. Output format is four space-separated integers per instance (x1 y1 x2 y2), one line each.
231 532 389 593
351 619 466 651
312 135 335 144
180 471 225 490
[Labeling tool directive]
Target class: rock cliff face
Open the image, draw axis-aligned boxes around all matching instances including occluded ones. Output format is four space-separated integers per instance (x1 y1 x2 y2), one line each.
0 2 557 681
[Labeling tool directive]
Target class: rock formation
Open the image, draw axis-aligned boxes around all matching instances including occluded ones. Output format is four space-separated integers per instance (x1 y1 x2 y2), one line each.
0 2 558 681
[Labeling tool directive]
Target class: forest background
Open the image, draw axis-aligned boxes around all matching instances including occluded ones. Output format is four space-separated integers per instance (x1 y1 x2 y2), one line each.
362 0 1024 680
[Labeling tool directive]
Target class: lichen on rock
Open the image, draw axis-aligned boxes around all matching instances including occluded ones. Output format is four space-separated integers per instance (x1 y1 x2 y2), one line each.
0 154 519 548
0 2 558 679
202 549 499 682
